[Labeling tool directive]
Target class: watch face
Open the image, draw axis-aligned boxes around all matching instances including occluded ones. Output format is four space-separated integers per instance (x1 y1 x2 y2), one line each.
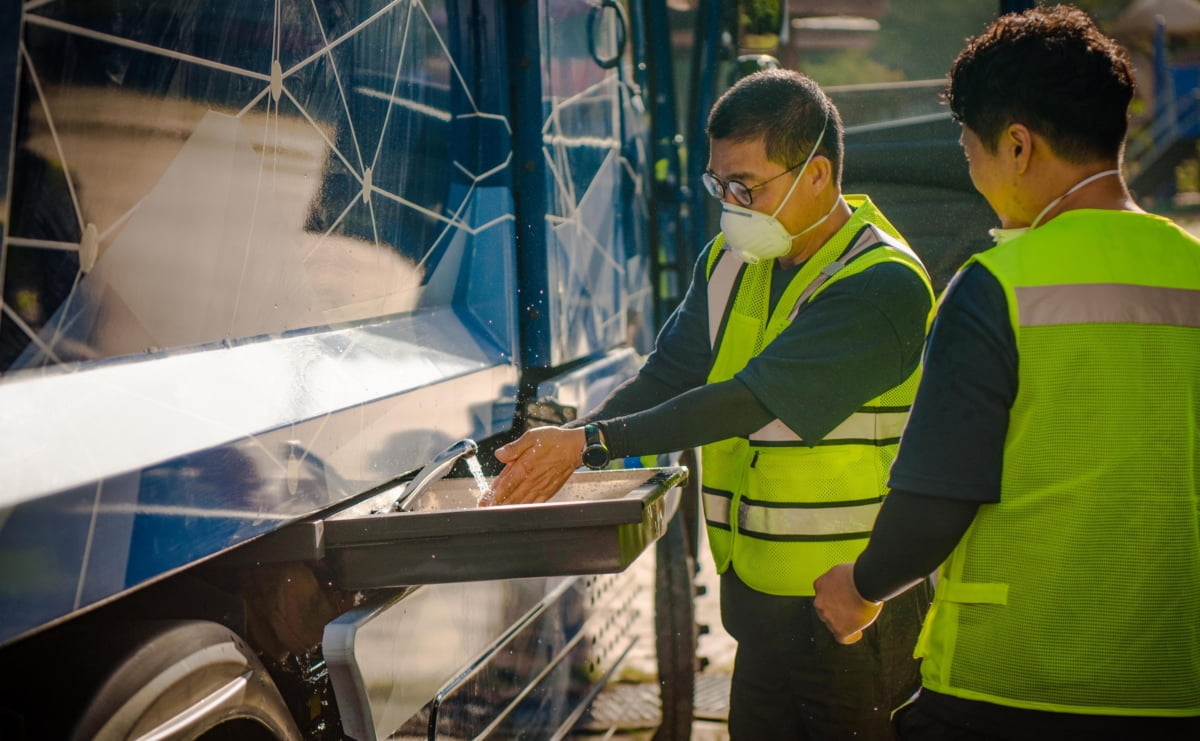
583 445 608 469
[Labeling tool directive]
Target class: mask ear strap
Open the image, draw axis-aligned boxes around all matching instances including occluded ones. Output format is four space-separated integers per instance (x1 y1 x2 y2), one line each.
1029 168 1120 229
770 114 829 219
788 195 842 240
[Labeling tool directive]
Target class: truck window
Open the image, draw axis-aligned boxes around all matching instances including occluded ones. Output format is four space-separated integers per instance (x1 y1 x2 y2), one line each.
1 0 517 373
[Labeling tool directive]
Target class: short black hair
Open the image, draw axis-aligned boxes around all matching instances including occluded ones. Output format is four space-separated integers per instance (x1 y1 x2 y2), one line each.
707 69 844 186
945 4 1134 163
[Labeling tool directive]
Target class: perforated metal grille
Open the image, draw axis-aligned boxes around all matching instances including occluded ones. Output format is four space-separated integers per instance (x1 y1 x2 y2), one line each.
571 672 731 733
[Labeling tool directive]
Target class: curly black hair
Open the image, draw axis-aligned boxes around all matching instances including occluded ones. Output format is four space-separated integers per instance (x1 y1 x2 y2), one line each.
945 4 1134 163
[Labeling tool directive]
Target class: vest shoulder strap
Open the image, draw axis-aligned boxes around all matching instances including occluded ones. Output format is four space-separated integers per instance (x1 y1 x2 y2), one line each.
785 223 922 322
705 236 745 350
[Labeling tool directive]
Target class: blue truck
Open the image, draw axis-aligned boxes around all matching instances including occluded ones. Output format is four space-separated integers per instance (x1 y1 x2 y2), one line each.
0 1 717 738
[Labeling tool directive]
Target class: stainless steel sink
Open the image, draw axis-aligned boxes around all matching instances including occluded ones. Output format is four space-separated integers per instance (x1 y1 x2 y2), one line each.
321 467 687 589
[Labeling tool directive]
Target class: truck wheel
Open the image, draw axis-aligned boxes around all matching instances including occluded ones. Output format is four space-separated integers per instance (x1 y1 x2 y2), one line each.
69 620 302 741
654 449 700 741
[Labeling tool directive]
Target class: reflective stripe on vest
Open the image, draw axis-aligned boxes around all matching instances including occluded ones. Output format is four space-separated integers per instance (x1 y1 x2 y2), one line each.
786 225 922 322
702 488 732 528
701 489 880 538
750 407 909 446
707 235 742 347
1016 283 1200 327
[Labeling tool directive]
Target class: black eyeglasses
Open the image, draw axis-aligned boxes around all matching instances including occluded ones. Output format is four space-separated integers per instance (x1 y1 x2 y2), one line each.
701 160 804 207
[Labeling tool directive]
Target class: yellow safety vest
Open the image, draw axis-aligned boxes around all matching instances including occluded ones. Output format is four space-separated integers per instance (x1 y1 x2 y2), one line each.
701 196 933 596
915 209 1200 716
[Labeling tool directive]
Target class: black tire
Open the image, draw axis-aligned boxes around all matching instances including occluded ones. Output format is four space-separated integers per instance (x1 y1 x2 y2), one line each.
69 620 302 741
654 449 701 741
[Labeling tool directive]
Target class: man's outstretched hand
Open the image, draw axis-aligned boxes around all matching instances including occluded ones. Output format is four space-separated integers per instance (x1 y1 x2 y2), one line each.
488 426 586 505
812 562 884 645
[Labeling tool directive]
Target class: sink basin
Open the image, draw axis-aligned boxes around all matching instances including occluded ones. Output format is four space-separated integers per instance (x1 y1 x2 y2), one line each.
321 467 687 589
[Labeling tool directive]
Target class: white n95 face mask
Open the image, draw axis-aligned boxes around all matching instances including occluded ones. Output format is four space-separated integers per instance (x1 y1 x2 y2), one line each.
987 168 1120 245
720 121 833 265
720 204 795 264
722 198 841 264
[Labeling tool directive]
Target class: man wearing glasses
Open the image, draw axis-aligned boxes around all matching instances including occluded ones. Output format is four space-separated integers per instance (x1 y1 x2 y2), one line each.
491 69 933 739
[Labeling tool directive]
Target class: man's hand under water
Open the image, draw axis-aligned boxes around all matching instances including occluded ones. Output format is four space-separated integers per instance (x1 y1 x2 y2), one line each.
488 426 587 505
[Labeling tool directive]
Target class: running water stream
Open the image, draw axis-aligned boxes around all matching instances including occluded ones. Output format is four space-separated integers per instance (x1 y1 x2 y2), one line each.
466 455 493 506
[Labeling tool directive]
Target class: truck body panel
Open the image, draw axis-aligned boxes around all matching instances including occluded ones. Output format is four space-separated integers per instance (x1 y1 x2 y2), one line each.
0 0 656 649
0 2 697 737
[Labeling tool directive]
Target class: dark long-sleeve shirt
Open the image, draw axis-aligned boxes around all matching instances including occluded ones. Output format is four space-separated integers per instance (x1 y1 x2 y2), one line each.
853 263 1015 602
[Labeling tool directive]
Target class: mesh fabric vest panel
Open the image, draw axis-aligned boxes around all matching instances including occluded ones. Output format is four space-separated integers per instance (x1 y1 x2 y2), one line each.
916 209 1200 715
701 196 933 596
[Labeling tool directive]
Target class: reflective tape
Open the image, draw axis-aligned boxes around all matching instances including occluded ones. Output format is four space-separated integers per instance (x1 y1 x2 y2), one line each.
787 227 874 321
738 497 881 538
1016 283 1200 328
702 489 732 526
749 409 909 444
708 251 742 348
787 225 921 321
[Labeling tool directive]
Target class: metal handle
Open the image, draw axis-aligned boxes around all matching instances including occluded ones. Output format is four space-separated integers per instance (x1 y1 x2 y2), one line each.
589 0 627 70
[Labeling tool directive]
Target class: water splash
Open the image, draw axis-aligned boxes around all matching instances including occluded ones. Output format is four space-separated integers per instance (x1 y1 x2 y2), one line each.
466 455 493 506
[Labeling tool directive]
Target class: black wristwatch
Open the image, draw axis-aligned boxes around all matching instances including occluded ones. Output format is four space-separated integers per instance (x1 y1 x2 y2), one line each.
582 424 611 470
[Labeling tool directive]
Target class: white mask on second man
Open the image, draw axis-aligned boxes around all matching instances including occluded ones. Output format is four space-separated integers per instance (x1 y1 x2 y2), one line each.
988 169 1121 245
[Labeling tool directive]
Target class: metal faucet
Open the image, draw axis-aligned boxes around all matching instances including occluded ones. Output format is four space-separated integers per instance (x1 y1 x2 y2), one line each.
392 438 479 512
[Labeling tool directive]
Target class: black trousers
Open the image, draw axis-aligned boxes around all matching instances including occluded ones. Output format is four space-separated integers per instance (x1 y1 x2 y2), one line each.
721 568 930 741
